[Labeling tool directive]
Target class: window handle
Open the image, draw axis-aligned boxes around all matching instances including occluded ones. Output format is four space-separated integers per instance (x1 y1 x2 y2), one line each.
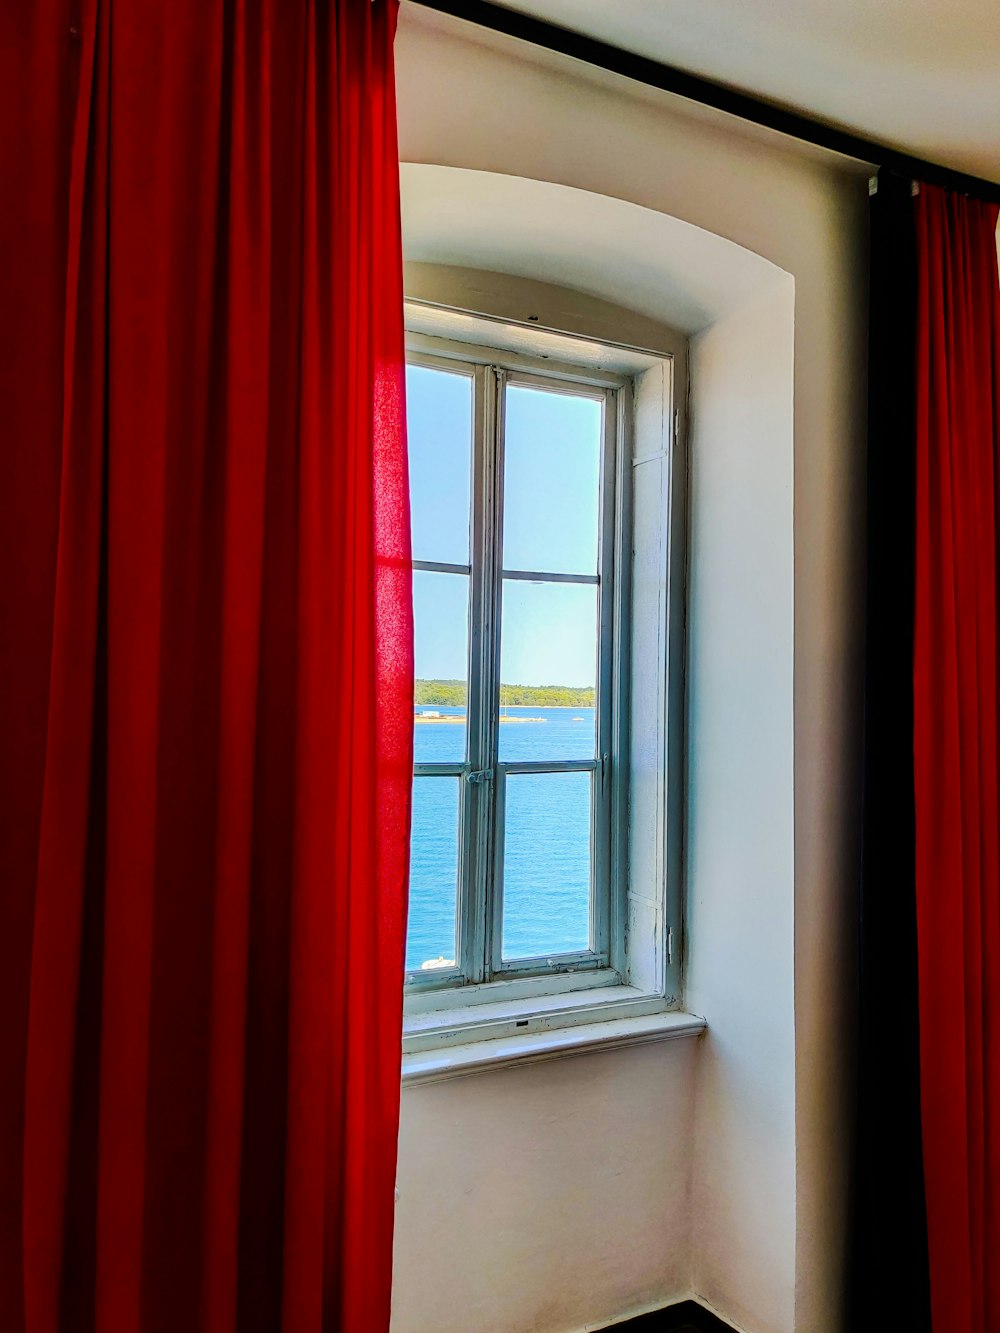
466 768 494 785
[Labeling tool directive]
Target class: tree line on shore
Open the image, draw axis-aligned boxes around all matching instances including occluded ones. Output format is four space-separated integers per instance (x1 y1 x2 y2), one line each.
415 678 595 709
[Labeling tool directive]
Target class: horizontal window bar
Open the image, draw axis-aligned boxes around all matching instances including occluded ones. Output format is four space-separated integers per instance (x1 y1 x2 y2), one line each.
412 559 472 576
504 366 611 400
405 328 631 391
405 966 465 989
404 346 477 379
501 568 599 585
413 762 467 777
497 950 607 975
499 759 598 775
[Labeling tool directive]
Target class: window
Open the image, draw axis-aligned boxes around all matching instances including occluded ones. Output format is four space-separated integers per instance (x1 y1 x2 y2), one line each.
405 343 627 992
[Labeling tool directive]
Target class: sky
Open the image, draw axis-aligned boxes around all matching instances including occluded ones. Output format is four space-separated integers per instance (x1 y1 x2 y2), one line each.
407 364 602 689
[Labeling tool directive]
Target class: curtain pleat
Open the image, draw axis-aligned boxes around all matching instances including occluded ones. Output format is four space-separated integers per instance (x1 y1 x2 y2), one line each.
0 3 73 1325
914 186 1000 1333
1 1 411 1329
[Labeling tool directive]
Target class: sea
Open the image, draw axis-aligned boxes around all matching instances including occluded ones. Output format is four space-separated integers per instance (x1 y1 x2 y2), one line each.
407 705 596 971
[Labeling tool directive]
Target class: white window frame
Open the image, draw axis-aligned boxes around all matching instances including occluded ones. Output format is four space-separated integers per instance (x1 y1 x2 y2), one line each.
406 338 629 998
401 303 691 1065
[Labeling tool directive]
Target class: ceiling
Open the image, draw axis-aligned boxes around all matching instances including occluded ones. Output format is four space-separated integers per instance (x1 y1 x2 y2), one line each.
490 0 1000 184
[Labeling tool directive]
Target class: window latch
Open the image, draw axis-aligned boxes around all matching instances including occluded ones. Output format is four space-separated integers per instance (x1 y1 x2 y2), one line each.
466 768 494 785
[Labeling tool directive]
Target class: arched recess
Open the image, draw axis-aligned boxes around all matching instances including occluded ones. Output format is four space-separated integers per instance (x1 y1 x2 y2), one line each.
400 162 786 335
394 162 800 1333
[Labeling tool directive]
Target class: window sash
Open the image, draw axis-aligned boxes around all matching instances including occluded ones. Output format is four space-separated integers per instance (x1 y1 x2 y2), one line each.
406 348 625 989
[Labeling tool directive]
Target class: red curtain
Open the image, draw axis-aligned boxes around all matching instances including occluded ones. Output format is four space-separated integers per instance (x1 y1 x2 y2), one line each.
914 186 1000 1331
0 1 412 1329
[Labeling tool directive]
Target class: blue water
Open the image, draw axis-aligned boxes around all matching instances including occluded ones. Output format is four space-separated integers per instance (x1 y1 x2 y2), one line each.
407 707 596 972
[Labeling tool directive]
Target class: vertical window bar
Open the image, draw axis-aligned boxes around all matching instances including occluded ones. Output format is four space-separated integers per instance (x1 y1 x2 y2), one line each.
609 380 634 979
662 356 686 1002
591 387 617 965
488 763 507 977
483 367 507 980
462 365 505 984
460 363 494 984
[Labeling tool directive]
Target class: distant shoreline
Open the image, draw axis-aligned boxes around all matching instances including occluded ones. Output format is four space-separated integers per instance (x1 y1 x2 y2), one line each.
415 713 552 724
415 679 595 710
414 705 591 721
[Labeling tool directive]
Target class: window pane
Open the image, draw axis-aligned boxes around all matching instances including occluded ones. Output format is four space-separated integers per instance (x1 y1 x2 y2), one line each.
503 384 601 575
502 771 592 960
406 364 473 566
407 777 461 972
413 569 469 764
498 580 597 762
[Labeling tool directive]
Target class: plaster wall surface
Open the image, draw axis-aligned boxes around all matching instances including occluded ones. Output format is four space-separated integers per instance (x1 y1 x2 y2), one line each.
392 10 868 1330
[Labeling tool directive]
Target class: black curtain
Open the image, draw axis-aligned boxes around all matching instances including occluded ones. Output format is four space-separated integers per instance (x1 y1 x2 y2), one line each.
851 170 931 1330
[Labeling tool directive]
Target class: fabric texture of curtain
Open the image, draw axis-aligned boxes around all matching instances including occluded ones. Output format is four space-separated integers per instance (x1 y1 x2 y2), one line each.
0 1 412 1329
855 177 1000 1333
913 185 1000 1333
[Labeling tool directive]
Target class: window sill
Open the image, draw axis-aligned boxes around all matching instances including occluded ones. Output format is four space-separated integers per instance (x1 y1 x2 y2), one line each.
405 979 673 1051
401 989 705 1085
401 1008 705 1085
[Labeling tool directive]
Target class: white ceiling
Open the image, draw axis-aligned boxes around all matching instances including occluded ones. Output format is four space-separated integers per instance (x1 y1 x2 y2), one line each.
494 0 1000 184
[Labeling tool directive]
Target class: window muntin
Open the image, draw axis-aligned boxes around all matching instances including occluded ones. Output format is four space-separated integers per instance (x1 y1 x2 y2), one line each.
406 351 622 989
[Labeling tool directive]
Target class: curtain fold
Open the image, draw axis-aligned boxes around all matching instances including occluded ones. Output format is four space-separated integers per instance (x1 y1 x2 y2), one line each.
913 185 1000 1333
0 0 412 1328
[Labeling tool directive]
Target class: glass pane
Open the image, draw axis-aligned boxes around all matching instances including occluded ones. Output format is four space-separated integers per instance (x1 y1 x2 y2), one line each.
406 363 473 566
406 777 461 972
502 771 592 961
413 569 469 764
503 384 602 575
498 580 597 762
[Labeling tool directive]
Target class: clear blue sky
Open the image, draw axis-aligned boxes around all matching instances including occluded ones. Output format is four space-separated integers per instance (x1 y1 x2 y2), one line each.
407 365 602 689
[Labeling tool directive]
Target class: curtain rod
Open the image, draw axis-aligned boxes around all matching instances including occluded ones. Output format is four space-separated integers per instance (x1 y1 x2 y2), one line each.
409 0 1000 206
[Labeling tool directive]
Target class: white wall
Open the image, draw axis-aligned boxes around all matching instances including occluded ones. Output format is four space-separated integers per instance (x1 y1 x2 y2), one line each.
392 9 869 1331
394 1041 698 1333
685 281 797 1333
